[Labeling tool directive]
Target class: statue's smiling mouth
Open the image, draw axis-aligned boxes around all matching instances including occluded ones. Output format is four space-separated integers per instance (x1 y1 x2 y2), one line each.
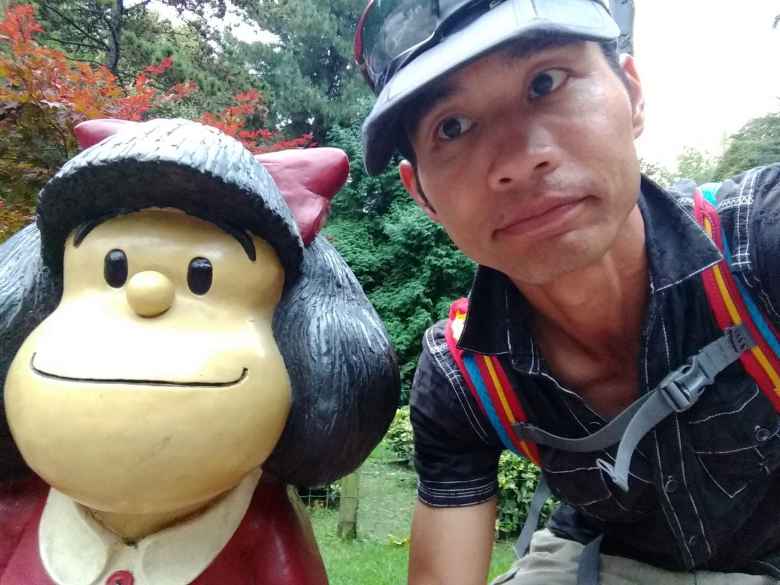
30 353 248 387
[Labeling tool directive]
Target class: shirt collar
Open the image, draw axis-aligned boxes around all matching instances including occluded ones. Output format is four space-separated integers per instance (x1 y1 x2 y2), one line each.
39 468 262 585
457 177 723 359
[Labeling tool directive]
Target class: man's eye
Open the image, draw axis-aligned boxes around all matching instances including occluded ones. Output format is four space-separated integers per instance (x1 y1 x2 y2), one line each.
436 116 474 141
528 69 568 100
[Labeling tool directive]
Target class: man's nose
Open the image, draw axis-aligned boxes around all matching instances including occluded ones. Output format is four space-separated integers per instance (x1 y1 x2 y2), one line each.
486 121 560 192
126 271 175 317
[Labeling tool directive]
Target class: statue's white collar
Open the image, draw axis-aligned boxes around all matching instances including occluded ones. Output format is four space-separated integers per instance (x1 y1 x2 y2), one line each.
39 468 262 585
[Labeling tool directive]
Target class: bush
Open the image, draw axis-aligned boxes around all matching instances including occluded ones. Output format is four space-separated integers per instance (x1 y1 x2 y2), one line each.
0 201 34 244
384 406 413 464
496 452 557 539
325 120 475 403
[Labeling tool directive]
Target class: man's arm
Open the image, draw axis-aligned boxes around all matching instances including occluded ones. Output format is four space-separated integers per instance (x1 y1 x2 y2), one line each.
408 498 497 585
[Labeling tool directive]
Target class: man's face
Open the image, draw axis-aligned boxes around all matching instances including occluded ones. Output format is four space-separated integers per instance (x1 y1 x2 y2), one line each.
400 40 645 286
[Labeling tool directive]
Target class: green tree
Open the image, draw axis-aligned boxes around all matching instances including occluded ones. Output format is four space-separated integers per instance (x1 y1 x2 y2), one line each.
33 0 229 77
639 158 673 188
28 1 266 119
714 112 780 180
325 117 475 400
674 146 718 185
239 0 372 142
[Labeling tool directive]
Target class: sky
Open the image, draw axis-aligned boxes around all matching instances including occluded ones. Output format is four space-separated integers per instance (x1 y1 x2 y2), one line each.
634 2 780 168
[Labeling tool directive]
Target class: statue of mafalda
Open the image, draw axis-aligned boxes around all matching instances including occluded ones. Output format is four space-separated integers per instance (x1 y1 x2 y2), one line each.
0 118 400 585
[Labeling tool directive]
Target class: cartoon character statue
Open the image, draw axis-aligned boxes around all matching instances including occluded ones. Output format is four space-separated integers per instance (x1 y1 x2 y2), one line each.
0 118 400 585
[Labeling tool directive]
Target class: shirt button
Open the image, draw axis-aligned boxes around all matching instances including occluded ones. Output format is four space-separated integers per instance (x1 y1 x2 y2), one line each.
106 571 134 585
664 476 679 494
754 426 772 443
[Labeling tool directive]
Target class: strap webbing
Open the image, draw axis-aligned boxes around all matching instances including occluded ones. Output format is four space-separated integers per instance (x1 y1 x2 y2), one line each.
515 325 753 491
445 298 540 463
514 477 551 558
694 192 780 411
597 329 753 490
513 394 650 453
577 535 605 585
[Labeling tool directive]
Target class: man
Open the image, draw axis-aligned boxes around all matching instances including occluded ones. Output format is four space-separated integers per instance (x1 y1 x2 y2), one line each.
356 1 780 584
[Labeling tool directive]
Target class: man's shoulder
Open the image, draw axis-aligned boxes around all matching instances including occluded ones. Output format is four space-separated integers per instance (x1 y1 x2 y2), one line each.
713 164 780 271
416 317 459 391
710 163 780 208
667 164 780 269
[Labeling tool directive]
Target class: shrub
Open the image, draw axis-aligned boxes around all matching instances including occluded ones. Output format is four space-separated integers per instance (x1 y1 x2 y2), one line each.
496 452 557 539
384 406 413 464
0 200 34 243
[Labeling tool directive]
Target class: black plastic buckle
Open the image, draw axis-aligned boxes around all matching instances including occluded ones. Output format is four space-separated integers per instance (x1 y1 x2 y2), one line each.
658 360 711 413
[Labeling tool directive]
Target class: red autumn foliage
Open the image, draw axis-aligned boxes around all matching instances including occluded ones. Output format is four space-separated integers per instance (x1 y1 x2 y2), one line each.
0 3 312 225
198 90 313 154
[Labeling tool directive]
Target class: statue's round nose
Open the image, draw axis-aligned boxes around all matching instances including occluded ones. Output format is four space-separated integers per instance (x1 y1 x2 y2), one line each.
126 271 175 317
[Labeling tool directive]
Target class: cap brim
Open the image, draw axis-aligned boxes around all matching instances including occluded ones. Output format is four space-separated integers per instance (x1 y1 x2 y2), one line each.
362 0 620 175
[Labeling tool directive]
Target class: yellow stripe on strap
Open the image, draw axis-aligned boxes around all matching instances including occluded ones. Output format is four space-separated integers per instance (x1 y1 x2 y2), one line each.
711 263 742 325
752 346 780 390
481 355 537 461
482 356 516 424
705 219 780 393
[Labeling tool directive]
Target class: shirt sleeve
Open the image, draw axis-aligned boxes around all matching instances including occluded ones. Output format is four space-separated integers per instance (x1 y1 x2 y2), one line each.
738 164 780 325
410 321 503 508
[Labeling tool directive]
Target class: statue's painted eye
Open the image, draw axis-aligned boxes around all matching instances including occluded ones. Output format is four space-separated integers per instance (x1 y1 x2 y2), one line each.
104 249 128 288
188 257 213 295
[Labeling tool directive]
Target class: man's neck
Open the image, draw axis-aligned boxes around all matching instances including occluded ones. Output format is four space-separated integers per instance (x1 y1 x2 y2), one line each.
514 205 648 358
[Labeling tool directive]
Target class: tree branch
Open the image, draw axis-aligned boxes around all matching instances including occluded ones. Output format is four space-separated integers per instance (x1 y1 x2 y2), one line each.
126 0 154 12
39 3 108 50
44 36 105 53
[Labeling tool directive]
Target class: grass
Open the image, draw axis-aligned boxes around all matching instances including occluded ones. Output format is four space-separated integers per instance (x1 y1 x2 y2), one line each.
308 441 518 584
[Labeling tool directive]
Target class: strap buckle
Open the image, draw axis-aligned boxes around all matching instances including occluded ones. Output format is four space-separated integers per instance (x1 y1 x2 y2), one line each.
658 325 752 413
658 360 711 413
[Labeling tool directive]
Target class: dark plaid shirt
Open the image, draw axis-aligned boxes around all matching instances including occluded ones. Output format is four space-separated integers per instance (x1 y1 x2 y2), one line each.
410 167 780 576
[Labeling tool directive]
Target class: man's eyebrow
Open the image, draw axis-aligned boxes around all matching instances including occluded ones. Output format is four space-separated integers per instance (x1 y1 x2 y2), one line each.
403 79 458 135
502 35 583 62
73 214 257 262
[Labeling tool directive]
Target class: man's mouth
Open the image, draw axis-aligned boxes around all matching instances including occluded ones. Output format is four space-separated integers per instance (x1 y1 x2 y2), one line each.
496 195 588 238
30 353 248 388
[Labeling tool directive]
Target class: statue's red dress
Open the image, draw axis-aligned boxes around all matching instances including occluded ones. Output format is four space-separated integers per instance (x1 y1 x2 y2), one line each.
0 477 328 585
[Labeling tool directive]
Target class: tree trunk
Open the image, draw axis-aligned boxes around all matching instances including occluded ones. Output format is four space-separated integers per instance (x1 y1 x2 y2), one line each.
105 0 124 75
337 472 359 541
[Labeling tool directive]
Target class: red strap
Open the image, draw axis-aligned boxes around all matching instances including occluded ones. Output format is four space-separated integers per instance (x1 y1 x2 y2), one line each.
445 299 540 463
693 193 780 411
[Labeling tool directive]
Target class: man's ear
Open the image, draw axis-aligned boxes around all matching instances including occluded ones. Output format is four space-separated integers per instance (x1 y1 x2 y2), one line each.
399 160 439 220
620 54 645 140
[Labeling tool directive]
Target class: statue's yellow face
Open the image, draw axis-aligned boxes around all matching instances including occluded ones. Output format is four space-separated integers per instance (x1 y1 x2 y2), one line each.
5 209 291 515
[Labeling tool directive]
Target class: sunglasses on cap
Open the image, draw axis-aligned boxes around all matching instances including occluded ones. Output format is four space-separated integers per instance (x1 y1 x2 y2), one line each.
354 0 497 95
353 0 612 95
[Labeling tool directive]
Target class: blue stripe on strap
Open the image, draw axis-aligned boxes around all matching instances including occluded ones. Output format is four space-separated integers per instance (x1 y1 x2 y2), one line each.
463 354 521 456
721 233 780 358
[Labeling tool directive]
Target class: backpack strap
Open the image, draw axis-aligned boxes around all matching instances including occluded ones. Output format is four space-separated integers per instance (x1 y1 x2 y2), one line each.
693 190 780 411
444 298 540 464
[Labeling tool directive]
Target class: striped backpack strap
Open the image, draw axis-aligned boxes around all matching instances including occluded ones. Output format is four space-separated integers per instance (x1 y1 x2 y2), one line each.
693 189 780 411
444 298 540 464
